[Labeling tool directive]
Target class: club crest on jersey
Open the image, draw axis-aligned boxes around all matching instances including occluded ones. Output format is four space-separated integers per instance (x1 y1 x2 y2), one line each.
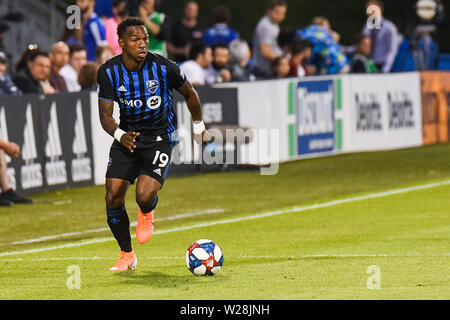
146 80 159 94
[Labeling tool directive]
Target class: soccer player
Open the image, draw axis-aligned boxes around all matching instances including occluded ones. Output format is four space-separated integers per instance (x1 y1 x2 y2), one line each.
97 17 210 272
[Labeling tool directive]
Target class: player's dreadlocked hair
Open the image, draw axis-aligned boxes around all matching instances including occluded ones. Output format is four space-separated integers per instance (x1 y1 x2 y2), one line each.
117 17 146 39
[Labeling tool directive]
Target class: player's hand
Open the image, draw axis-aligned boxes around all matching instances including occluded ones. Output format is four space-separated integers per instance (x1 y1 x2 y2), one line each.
194 129 212 146
3 142 20 158
120 132 140 153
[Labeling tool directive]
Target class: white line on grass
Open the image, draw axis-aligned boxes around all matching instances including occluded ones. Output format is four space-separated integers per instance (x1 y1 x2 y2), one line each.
10 208 226 245
0 253 448 262
240 253 450 259
1 179 450 257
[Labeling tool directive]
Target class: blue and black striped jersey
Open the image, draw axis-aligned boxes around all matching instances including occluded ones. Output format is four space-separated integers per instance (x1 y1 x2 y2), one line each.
97 53 187 136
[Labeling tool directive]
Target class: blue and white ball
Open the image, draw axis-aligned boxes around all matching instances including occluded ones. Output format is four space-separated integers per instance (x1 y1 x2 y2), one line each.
186 239 224 276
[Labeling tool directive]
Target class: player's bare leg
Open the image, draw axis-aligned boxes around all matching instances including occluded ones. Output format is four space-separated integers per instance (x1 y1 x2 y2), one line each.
0 150 10 192
0 150 32 205
0 151 11 206
105 178 137 271
135 175 161 245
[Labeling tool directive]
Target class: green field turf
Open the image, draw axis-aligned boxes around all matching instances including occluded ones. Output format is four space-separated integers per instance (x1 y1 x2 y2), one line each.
0 144 449 300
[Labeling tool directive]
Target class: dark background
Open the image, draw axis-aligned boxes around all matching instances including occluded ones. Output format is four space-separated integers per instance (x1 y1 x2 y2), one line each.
162 0 449 51
63 0 450 52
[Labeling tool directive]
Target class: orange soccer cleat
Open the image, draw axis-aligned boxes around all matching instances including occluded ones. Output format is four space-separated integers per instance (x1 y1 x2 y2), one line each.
109 250 137 272
136 210 155 245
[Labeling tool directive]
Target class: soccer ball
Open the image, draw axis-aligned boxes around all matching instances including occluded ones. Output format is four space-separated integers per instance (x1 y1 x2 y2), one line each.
185 239 224 276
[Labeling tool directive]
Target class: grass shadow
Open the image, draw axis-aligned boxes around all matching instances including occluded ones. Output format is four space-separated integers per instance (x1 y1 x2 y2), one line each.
115 270 226 289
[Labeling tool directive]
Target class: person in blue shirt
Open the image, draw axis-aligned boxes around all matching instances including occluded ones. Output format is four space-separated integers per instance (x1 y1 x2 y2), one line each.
78 0 108 61
203 5 239 47
297 22 349 75
391 31 440 72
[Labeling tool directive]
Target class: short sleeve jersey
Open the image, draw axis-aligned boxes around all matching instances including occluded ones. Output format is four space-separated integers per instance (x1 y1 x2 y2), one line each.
252 15 283 75
97 53 187 136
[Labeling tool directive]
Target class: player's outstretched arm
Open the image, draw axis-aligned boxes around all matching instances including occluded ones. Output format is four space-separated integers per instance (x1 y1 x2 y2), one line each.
98 99 140 153
0 138 20 158
177 80 211 145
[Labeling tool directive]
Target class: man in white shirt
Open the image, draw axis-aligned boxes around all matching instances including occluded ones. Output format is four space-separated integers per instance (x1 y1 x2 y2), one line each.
180 43 213 86
205 42 232 85
60 44 88 92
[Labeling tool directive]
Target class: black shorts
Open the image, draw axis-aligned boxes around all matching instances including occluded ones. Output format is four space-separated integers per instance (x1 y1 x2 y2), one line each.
106 135 175 186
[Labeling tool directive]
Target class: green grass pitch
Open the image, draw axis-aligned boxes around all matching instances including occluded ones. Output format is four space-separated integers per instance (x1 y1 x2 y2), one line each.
0 144 449 300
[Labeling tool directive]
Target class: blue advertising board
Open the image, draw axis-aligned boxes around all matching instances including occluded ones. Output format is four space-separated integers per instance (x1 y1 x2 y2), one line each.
296 80 335 156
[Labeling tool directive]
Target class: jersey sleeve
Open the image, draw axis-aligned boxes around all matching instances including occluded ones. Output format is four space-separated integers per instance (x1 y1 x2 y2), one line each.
166 59 187 90
97 65 116 101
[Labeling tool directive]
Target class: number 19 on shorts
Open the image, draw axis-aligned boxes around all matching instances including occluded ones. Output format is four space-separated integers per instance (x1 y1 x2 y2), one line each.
152 150 170 168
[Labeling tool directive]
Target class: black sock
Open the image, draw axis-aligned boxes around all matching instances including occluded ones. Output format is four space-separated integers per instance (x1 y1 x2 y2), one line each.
106 205 132 253
139 195 158 214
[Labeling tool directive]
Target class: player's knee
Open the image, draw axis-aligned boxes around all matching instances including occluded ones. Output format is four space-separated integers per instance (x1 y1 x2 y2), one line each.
136 188 158 208
105 191 125 209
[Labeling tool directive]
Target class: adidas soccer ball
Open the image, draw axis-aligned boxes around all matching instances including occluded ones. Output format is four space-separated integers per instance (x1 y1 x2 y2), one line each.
186 239 224 276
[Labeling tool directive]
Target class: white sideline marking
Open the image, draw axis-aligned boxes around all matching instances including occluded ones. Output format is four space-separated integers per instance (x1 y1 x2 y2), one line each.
53 200 72 206
0 253 448 262
240 253 450 259
1 179 450 257
11 208 226 245
0 256 169 262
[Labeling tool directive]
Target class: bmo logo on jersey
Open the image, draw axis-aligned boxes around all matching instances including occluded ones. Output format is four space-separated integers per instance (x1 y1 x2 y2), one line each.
147 96 162 110
119 98 143 108
119 97 162 110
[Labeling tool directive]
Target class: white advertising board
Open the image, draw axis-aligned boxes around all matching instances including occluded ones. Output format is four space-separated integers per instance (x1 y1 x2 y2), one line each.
341 73 423 152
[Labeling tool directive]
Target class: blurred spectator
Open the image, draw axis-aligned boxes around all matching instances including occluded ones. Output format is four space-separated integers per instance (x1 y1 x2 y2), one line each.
139 0 171 57
15 44 40 73
168 1 204 63
78 0 108 61
252 0 287 78
95 0 114 18
206 43 232 85
180 43 212 86
362 0 399 73
104 0 129 55
0 138 32 206
277 28 296 56
297 21 349 75
78 62 99 90
229 40 255 82
49 42 70 93
12 51 55 95
351 34 378 73
96 45 114 65
391 30 440 72
312 17 341 44
0 52 22 96
289 39 313 77
60 44 87 92
126 0 140 17
271 56 290 79
203 5 239 47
